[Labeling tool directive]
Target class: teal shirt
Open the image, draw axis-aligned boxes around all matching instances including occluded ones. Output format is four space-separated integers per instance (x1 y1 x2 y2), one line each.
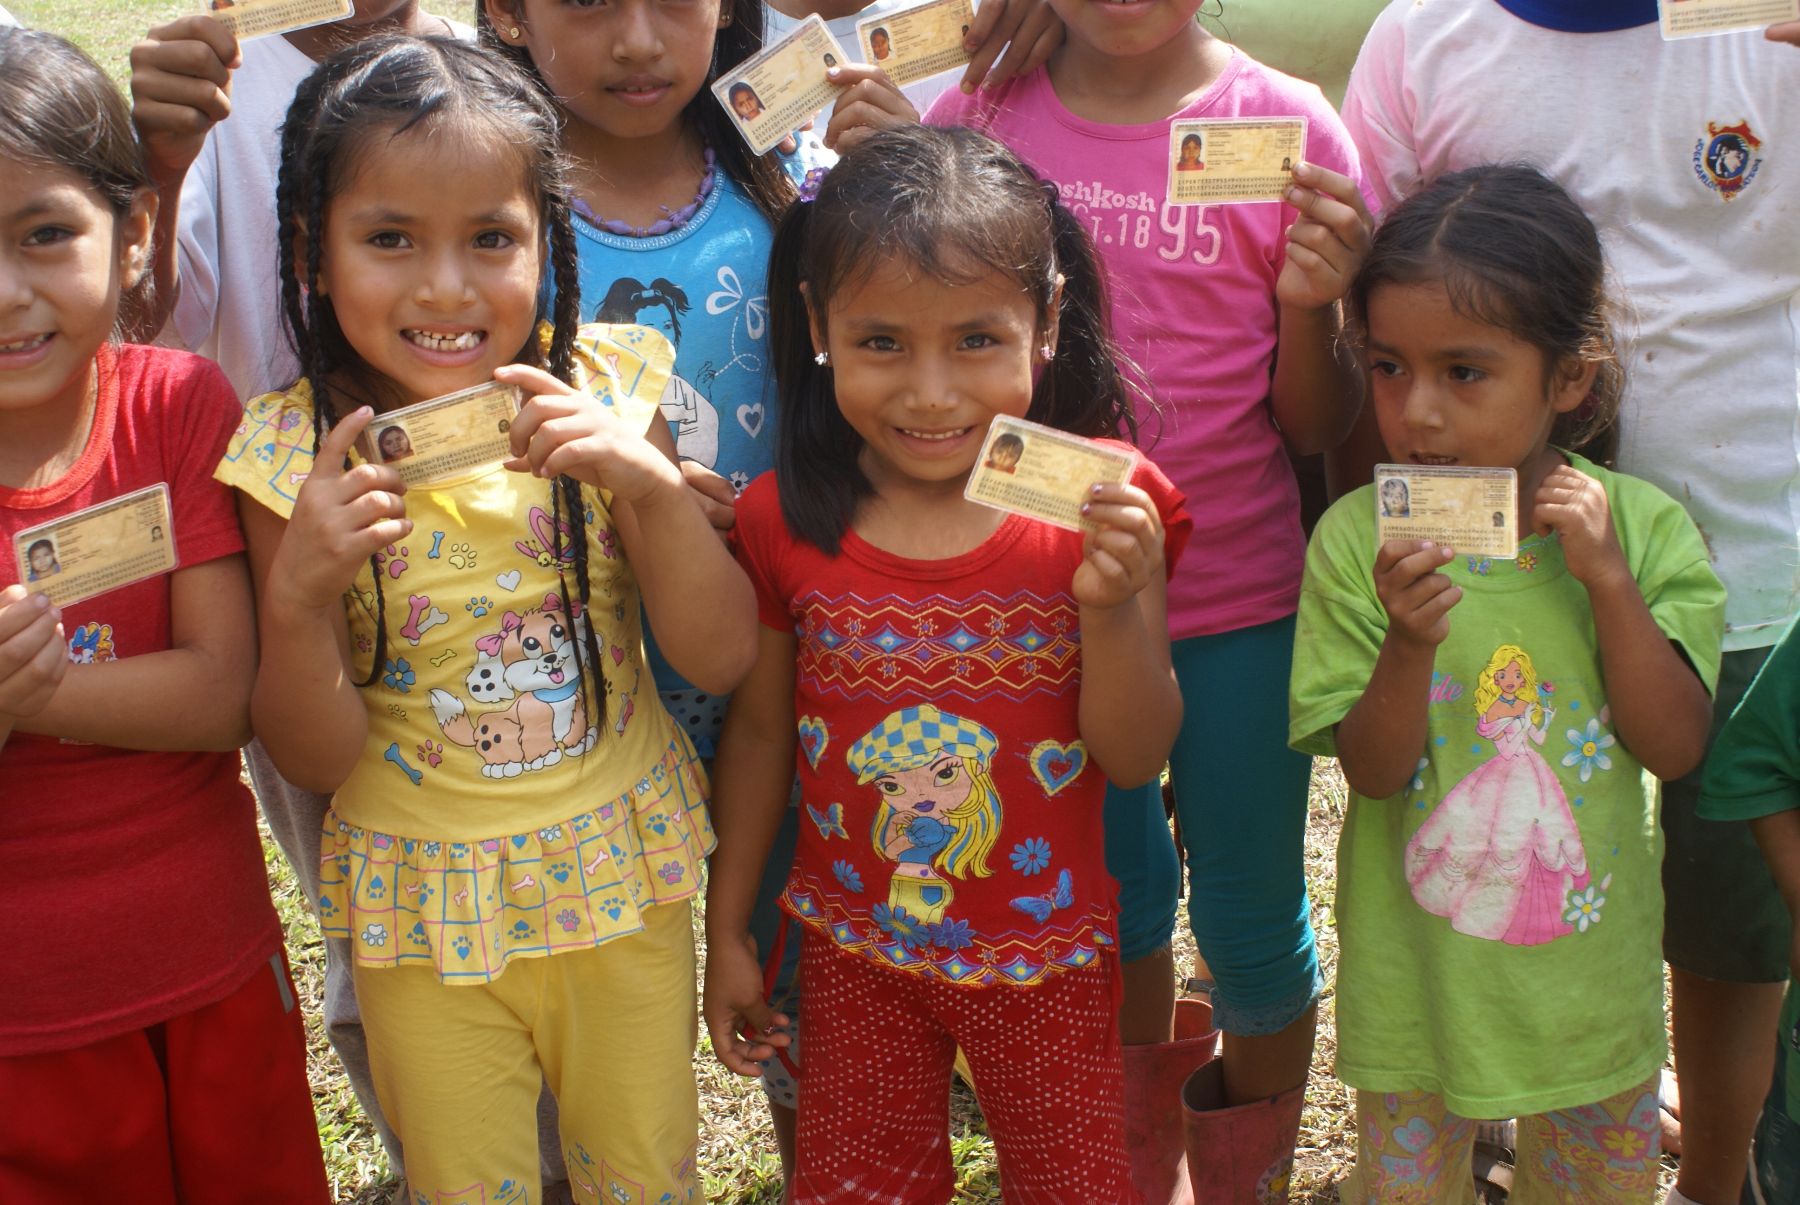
1292 454 1725 1115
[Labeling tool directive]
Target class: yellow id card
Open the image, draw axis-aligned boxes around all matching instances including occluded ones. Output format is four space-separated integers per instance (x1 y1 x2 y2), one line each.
356 381 523 488
713 14 851 156
1659 0 1799 38
199 0 352 41
14 484 178 609
1374 464 1518 560
965 416 1135 533
858 0 974 87
1166 118 1305 206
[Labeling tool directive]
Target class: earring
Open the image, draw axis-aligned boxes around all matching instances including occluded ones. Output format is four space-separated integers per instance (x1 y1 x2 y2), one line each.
814 351 830 367
1039 345 1054 362
508 25 521 38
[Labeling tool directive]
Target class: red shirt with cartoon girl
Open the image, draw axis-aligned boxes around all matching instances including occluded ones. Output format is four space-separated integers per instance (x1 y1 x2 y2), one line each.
734 450 1189 987
0 343 277 1055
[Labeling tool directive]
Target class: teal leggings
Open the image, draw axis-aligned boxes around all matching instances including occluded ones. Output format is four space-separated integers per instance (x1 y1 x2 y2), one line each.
1103 615 1320 1035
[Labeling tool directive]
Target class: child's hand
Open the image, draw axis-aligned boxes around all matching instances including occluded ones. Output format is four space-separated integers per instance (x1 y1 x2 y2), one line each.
277 408 412 612
1374 539 1462 647
682 462 738 534
497 365 685 507
129 15 240 186
1073 482 1165 611
0 586 68 719
822 65 920 153
959 0 1063 92
1532 464 1628 589
1276 163 1374 313
702 931 792 1077
1767 19 1800 45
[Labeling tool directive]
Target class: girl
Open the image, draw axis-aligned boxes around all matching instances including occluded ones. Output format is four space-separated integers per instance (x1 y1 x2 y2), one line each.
1290 165 1725 1204
924 0 1376 1197
703 124 1191 1203
0 28 327 1201
218 36 754 1201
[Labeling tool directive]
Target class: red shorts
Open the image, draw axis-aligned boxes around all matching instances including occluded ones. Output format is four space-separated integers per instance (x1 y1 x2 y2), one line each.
795 936 1134 1204
0 951 328 1205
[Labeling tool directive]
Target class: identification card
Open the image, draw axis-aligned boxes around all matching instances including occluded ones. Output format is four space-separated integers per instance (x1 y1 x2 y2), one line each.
1374 464 1518 560
712 14 851 156
14 484 178 609
857 0 974 87
965 416 1135 533
198 0 353 41
1166 118 1306 206
1659 0 1799 38
356 381 523 487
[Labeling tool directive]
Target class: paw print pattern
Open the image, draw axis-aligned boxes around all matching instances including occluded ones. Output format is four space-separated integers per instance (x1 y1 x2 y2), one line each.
452 934 473 959
446 542 477 569
416 739 444 768
374 543 410 580
466 595 493 618
548 861 574 884
556 908 581 932
509 919 536 941
387 703 409 720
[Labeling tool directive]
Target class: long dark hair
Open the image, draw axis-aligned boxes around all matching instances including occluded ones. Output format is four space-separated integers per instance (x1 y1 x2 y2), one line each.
768 124 1140 553
478 0 799 222
1346 164 1624 462
0 27 153 322
276 35 606 725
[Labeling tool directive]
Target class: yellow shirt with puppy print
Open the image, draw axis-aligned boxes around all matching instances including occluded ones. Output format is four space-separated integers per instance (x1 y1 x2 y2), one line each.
216 324 713 983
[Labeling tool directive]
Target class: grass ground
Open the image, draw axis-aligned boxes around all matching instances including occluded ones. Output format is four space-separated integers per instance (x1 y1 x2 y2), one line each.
20 4 1678 1199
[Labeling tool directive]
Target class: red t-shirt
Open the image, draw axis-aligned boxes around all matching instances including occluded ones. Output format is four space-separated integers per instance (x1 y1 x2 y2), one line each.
735 449 1190 988
0 343 278 1055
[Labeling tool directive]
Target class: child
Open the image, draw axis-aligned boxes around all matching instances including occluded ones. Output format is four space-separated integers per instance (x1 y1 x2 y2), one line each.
925 1 1375 1196
1290 165 1726 1203
0 28 327 1201
216 36 755 1200
703 124 1191 1203
1698 615 1800 1205
1340 7 1798 1197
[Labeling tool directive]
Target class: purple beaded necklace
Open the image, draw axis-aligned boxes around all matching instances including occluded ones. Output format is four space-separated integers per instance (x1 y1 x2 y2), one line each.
574 146 716 238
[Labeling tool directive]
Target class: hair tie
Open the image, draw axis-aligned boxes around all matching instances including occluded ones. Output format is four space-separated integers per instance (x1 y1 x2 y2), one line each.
797 166 828 204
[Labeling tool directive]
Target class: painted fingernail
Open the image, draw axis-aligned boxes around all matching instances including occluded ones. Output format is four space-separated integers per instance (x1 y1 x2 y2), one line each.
1091 483 1104 496
1080 503 1092 516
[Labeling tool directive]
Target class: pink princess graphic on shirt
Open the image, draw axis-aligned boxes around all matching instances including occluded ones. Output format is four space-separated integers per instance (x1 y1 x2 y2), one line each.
1405 644 1591 946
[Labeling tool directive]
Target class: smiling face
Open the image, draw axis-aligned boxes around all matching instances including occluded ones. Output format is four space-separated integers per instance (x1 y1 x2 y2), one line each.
874 756 971 818
811 254 1051 495
314 122 542 407
1494 660 1525 698
1365 279 1590 493
0 157 151 422
489 0 728 143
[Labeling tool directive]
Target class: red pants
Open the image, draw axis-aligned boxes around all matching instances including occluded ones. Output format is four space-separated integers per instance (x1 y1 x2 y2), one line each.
0 952 329 1205
795 937 1135 1204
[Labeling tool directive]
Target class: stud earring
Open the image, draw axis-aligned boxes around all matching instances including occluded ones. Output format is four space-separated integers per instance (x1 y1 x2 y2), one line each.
814 351 830 367
508 25 521 38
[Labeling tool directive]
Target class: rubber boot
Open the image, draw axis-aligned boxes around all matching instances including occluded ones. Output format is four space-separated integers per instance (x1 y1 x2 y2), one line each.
1125 998 1221 1205
1181 1059 1307 1205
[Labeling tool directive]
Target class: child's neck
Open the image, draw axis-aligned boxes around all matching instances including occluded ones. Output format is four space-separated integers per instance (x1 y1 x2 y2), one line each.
563 118 710 232
284 4 442 62
1047 22 1230 125
0 364 97 491
854 453 1007 560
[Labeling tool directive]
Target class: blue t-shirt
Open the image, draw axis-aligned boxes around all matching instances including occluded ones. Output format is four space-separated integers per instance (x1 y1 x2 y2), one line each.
574 145 827 754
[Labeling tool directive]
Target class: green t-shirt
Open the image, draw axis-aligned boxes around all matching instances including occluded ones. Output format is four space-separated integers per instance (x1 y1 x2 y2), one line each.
1292 455 1725 1117
1699 615 1800 1124
1199 0 1391 106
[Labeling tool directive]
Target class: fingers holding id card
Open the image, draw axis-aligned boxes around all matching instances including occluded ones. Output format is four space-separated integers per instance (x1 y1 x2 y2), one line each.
713 14 852 155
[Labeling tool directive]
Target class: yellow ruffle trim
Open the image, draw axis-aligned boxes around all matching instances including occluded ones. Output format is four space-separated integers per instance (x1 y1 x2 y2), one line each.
319 737 712 983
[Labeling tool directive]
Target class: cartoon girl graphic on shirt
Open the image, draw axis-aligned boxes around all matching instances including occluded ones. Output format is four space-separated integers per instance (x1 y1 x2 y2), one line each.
849 704 1001 927
1405 644 1591 946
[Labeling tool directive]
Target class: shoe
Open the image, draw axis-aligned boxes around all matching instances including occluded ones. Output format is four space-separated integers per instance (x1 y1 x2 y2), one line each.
1125 998 1222 1205
1181 1060 1307 1204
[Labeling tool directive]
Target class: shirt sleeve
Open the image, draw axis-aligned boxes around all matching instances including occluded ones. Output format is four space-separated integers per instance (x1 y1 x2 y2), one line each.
1127 450 1193 578
158 352 246 567
1289 491 1387 758
213 386 318 521
732 474 796 632
1339 1 1421 216
571 323 675 436
1698 619 1800 822
1614 473 1727 697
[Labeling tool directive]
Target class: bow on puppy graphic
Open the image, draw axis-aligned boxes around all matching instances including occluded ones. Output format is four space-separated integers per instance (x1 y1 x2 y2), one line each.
428 593 601 779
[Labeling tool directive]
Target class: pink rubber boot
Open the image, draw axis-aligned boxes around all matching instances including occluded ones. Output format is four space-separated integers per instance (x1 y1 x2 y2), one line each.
1180 1059 1307 1205
1123 998 1220 1205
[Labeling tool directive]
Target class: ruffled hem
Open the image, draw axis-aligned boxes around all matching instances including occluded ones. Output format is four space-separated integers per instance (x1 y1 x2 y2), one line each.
319 737 713 983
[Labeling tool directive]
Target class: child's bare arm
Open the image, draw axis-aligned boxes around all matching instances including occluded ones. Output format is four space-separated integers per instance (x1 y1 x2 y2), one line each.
14 555 254 751
125 15 239 342
703 625 800 1075
1075 482 1180 786
1334 540 1458 798
1751 809 1800 976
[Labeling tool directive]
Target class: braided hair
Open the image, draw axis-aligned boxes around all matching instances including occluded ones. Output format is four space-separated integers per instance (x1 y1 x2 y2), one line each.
276 35 607 727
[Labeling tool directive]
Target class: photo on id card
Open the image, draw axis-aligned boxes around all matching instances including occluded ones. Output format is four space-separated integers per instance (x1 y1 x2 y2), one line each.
964 416 1135 533
14 484 178 610
354 381 523 488
200 0 352 41
857 0 974 87
1374 464 1518 560
1166 118 1306 206
712 13 851 155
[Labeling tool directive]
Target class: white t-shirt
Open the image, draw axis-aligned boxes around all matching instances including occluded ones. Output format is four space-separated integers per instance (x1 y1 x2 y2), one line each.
169 21 473 402
1343 0 1800 651
0 7 18 26
765 0 959 115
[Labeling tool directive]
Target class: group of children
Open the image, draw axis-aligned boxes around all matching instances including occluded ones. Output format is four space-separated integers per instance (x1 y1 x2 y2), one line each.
0 1 1796 1204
